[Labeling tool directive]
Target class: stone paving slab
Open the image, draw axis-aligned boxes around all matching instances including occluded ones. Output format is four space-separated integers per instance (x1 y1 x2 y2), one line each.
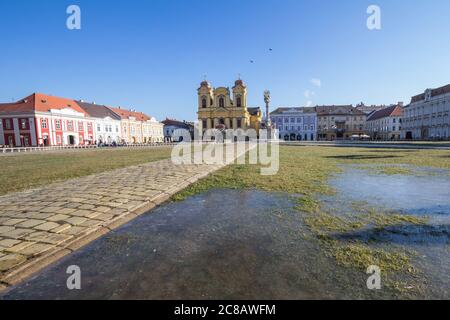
0 148 248 290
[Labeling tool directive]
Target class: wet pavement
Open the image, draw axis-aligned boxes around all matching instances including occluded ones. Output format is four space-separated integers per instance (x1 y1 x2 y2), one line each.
1 165 449 300
1 189 393 300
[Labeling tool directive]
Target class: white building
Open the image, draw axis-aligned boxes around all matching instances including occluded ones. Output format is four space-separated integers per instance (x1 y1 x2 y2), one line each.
366 104 403 140
78 101 122 144
402 85 450 140
270 107 317 141
142 117 164 143
162 119 194 142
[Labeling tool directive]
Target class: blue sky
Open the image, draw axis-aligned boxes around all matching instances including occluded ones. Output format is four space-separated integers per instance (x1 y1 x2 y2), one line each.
1 0 450 121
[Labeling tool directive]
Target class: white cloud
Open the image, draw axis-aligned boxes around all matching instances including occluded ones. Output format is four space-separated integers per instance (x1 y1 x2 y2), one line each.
304 90 315 98
311 78 322 88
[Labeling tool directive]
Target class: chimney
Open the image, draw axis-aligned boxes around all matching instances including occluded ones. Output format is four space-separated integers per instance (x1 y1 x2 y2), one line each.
398 101 404 107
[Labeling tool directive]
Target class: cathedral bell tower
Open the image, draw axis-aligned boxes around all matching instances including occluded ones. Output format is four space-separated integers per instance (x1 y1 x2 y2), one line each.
198 80 213 110
232 79 247 109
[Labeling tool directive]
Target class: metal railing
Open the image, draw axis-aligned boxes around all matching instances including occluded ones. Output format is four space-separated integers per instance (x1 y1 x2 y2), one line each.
0 142 178 154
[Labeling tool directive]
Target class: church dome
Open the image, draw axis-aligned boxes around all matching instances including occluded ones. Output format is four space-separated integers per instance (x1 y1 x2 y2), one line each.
234 79 245 87
200 80 211 88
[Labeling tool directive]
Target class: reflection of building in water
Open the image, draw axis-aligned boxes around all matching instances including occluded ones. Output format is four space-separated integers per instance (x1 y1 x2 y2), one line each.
197 79 262 135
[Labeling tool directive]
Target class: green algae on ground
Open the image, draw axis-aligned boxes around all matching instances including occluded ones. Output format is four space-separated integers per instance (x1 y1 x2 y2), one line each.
171 145 448 297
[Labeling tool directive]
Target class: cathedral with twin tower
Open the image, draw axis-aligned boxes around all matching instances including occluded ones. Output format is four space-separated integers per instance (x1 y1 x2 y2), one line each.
197 79 262 133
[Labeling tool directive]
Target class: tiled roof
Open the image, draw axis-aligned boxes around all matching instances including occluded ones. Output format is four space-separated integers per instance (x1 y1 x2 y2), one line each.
247 107 261 116
315 105 366 116
108 107 151 121
271 107 316 115
77 101 121 120
0 93 87 115
411 84 450 103
367 105 403 121
162 118 193 128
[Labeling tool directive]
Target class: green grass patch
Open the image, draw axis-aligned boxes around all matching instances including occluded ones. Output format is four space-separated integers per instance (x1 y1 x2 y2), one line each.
172 145 449 296
0 147 172 196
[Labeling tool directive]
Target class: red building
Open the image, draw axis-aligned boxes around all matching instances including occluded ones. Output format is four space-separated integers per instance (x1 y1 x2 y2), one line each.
0 93 95 147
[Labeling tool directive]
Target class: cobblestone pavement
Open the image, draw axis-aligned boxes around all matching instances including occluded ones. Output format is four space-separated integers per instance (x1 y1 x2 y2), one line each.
0 150 241 289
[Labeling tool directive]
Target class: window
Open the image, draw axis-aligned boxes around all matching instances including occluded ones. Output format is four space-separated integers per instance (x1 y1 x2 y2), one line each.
202 97 207 108
24 136 30 146
5 119 11 130
20 119 27 129
87 123 93 131
8 136 13 146
290 118 295 123
116 125 119 133
55 120 61 130
56 135 61 144
237 97 242 107
237 119 242 128
67 121 74 131
219 97 225 108
78 121 84 131
41 119 48 129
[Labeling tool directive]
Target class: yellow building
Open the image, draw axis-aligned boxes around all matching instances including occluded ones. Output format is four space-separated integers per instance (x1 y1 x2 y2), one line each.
197 79 262 134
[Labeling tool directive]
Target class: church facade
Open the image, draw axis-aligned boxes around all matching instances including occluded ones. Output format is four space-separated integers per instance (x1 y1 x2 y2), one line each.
197 79 262 134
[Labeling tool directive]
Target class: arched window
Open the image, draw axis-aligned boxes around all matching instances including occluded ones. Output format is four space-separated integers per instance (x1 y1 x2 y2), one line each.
237 96 242 107
202 97 207 108
219 97 225 108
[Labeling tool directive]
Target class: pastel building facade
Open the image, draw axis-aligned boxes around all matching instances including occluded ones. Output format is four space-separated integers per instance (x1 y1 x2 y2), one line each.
402 84 450 140
270 107 317 141
0 93 164 147
78 101 122 144
142 118 164 143
0 93 95 147
316 105 367 140
109 108 164 144
366 104 403 140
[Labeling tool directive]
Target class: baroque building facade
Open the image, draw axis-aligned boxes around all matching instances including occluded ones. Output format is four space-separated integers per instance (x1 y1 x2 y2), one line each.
0 93 95 147
316 105 367 140
270 107 317 141
197 79 262 135
401 84 450 140
0 93 163 147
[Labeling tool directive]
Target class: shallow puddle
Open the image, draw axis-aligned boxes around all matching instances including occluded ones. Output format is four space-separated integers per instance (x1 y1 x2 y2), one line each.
1 189 405 300
324 165 450 299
